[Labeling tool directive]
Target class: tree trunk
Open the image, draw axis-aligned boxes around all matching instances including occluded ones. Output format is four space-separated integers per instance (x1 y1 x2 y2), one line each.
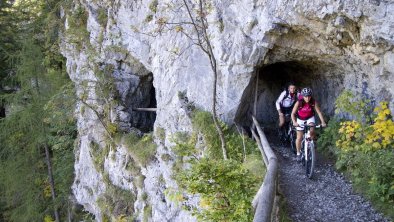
0 106 5 118
199 0 227 160
210 57 227 160
182 0 228 159
44 144 60 222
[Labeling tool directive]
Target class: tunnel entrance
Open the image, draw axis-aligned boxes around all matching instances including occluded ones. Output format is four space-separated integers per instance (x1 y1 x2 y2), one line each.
235 60 344 128
125 73 156 133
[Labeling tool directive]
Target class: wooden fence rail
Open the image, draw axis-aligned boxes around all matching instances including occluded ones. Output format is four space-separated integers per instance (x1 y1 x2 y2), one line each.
251 116 279 222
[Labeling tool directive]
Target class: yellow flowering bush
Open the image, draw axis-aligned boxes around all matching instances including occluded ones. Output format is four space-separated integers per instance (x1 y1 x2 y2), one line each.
336 102 393 152
327 94 394 217
336 120 363 151
44 215 54 222
365 102 394 149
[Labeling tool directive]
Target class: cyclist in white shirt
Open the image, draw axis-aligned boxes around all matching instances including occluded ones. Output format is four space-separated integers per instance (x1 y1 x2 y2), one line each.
275 83 299 128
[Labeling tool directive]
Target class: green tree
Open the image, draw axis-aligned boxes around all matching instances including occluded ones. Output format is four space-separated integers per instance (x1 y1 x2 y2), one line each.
0 0 77 221
0 0 18 118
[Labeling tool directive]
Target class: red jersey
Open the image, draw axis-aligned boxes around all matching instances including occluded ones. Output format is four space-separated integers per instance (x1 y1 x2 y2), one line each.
297 98 315 120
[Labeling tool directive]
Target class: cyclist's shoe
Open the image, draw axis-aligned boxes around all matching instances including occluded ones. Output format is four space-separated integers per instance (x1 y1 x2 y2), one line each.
296 154 302 162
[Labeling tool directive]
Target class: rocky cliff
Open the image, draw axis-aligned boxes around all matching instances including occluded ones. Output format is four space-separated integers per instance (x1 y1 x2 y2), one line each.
60 0 394 221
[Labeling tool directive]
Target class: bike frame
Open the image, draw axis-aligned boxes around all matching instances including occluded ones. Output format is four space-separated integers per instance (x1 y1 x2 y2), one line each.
299 122 322 178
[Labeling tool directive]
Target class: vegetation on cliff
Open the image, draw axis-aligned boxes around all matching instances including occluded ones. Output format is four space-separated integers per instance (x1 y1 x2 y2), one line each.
170 110 265 222
318 90 394 219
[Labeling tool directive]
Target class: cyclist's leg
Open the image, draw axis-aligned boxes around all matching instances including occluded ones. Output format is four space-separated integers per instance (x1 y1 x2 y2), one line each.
295 118 305 161
295 118 304 150
306 117 316 139
296 130 303 153
295 130 303 161
278 113 285 128
283 112 291 141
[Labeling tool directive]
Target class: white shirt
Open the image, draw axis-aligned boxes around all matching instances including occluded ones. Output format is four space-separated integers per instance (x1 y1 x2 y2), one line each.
275 91 299 110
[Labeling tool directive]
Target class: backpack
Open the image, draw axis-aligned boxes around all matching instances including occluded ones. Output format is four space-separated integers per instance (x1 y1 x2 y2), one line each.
280 89 297 108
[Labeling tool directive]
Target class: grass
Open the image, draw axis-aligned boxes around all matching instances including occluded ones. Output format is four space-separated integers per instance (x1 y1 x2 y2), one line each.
97 184 136 219
123 133 157 166
143 204 152 222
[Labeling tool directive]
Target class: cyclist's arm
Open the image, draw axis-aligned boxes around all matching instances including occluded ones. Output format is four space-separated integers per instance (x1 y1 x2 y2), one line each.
275 91 286 115
291 101 299 126
314 102 326 127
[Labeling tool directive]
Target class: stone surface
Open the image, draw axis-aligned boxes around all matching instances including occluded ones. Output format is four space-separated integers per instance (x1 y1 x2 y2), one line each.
61 0 394 221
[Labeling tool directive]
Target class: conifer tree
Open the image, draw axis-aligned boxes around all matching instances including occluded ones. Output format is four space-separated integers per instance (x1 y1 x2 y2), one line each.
0 0 77 221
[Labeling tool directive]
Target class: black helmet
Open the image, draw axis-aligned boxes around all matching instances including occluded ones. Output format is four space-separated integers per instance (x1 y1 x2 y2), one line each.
301 87 312 96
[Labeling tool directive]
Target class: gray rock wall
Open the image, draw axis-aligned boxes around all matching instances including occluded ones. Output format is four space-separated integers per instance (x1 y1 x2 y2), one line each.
61 0 394 221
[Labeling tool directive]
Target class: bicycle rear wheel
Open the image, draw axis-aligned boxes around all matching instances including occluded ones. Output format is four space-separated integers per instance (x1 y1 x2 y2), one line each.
277 127 286 146
305 142 315 179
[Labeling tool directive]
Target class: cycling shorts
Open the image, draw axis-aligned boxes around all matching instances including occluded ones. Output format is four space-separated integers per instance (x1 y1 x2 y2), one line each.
280 106 293 115
296 117 315 131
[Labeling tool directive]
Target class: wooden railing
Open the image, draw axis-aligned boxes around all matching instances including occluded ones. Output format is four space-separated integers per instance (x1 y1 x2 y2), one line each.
251 116 279 222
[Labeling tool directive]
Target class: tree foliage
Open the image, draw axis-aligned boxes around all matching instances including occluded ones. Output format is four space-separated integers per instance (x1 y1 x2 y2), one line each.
0 0 78 221
170 110 265 221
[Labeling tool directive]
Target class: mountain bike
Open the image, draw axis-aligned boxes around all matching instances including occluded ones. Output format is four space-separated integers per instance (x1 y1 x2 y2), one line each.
299 123 323 179
278 114 297 154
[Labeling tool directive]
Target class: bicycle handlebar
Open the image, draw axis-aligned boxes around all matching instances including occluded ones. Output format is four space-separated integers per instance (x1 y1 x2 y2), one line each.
296 124 325 129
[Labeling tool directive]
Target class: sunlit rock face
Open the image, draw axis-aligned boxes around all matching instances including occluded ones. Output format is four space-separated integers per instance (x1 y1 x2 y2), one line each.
61 0 393 221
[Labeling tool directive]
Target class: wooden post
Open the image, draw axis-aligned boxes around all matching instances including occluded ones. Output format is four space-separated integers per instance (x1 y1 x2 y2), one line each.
251 115 278 222
251 128 268 166
132 108 157 112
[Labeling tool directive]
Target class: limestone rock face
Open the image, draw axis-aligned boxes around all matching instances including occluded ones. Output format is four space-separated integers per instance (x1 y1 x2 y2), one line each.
61 0 394 221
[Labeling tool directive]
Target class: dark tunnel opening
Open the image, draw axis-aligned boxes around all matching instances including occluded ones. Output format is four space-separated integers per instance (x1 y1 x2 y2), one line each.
124 73 157 133
235 60 344 129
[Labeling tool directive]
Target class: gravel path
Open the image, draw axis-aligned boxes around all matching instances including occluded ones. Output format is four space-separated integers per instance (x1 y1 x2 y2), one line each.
268 133 392 222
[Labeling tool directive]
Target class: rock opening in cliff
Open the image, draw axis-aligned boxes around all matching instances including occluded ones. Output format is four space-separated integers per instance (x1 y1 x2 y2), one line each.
235 60 344 128
123 73 156 133
131 73 156 132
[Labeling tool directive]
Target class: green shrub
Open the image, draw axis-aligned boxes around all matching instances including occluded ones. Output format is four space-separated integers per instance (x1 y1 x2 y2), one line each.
143 204 152 222
155 127 166 142
65 6 90 51
124 133 157 166
319 91 394 219
148 0 158 13
191 110 259 161
317 118 341 155
242 154 266 180
161 153 172 162
97 185 136 219
144 14 153 23
97 8 108 27
90 141 110 172
135 175 146 189
177 158 259 222
335 90 373 123
171 110 264 221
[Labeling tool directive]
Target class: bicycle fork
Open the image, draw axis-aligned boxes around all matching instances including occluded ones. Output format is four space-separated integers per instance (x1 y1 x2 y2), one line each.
303 131 311 160
304 140 311 160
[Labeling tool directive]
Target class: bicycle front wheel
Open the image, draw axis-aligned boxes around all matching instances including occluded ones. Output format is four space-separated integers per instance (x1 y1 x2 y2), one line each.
305 142 315 179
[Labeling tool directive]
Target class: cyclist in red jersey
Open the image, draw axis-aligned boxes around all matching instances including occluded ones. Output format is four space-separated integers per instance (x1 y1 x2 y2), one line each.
291 87 326 162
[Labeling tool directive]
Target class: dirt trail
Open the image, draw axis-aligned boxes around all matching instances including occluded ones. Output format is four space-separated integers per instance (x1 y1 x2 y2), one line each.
266 132 392 222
